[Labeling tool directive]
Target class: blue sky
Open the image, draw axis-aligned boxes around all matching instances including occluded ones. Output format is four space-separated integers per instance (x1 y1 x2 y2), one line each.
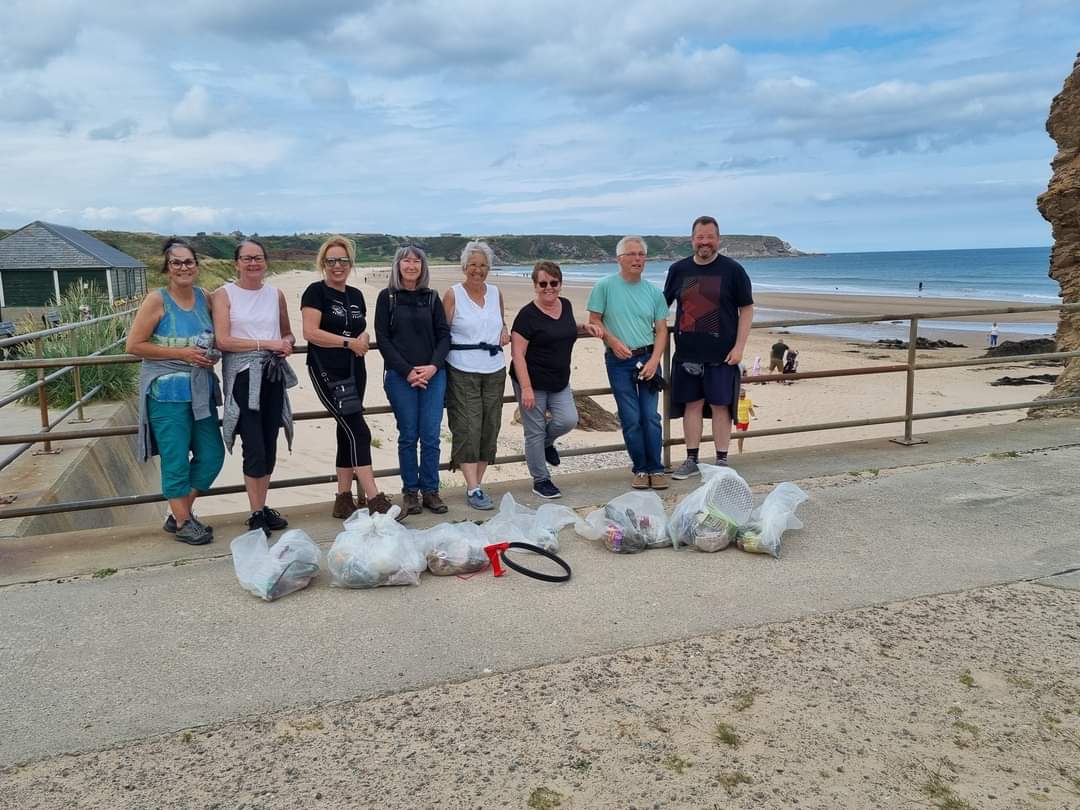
0 0 1077 252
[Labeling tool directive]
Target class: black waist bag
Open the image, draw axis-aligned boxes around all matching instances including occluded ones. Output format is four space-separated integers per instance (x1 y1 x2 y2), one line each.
313 352 363 415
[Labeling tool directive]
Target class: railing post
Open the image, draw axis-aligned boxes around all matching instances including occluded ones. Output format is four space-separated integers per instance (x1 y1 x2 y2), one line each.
891 316 927 447
68 330 91 423
32 337 60 455
662 333 672 470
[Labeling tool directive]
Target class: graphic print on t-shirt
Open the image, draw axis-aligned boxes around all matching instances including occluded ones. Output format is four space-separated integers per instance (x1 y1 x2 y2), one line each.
678 275 726 335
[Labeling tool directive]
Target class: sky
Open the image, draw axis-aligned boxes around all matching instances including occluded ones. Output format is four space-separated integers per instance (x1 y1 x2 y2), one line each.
0 0 1077 252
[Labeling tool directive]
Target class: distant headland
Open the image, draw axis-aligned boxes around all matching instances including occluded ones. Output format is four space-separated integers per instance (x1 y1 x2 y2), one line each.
0 228 807 266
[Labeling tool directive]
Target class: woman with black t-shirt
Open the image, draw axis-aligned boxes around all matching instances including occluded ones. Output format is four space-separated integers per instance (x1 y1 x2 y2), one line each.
300 235 397 519
510 261 603 499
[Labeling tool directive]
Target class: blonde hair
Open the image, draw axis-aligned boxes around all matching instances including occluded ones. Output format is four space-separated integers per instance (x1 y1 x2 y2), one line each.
315 235 356 271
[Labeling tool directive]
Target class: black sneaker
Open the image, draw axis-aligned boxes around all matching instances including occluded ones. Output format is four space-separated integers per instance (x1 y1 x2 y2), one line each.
544 445 561 467
532 479 562 499
164 514 213 534
246 510 268 536
261 506 288 531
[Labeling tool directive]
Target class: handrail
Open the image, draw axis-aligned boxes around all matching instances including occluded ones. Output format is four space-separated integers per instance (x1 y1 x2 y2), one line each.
0 301 1076 520
0 307 137 349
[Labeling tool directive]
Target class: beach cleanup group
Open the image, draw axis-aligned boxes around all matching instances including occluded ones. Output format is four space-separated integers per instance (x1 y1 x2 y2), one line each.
127 214 780 551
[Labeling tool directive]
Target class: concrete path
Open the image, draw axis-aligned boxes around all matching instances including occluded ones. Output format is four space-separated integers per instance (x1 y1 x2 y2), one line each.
1 418 1078 767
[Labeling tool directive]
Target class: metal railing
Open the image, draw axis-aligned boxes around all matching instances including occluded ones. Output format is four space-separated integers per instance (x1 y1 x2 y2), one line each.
0 302 1077 520
0 309 136 474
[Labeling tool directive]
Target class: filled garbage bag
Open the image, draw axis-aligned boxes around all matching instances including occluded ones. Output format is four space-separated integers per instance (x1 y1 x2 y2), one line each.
668 465 754 552
417 521 490 576
231 528 321 601
328 506 426 588
482 493 577 553
736 482 808 557
574 490 670 553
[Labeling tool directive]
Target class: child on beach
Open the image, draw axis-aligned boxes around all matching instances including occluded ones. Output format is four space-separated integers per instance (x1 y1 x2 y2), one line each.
735 389 756 453
782 348 799 383
751 355 762 381
988 323 999 347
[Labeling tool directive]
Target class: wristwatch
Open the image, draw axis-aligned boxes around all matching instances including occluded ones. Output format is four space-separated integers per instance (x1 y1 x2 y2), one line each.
342 338 350 348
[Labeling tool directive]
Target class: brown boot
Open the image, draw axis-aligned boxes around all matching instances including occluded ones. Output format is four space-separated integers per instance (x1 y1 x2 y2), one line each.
401 489 422 516
332 491 357 519
367 492 404 521
421 490 448 514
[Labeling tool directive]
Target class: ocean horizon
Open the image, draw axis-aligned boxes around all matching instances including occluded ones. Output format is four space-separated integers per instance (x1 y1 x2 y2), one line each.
492 246 1058 342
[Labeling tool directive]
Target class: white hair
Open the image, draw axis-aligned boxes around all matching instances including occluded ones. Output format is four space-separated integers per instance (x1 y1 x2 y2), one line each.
615 236 647 256
460 240 495 268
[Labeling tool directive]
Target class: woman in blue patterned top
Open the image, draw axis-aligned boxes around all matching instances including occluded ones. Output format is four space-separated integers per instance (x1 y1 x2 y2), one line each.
128 238 225 545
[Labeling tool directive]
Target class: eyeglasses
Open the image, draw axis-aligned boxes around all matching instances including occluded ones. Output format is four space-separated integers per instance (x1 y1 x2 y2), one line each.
167 259 197 269
536 280 561 288
238 255 266 264
323 257 352 268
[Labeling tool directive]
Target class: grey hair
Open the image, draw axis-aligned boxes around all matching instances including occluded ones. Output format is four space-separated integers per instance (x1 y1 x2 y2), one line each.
616 236 648 256
460 240 495 269
388 245 430 291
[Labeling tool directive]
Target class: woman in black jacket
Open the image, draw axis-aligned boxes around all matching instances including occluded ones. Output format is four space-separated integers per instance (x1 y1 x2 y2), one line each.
375 246 451 514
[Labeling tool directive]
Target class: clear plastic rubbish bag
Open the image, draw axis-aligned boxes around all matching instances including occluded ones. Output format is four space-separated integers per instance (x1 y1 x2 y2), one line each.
669 464 754 552
736 482 808 557
231 528 321 601
328 506 426 588
483 493 577 553
574 490 670 553
418 521 490 576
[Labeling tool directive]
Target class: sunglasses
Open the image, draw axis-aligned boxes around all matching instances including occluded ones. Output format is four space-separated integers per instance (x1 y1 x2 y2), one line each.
536 279 561 288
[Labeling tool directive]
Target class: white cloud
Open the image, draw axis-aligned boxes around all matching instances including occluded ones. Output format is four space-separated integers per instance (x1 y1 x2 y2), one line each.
169 85 215 138
0 86 57 122
0 0 82 69
88 119 137 141
133 206 231 228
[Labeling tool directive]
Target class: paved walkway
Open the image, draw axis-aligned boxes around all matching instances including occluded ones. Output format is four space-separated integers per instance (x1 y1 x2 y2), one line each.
0 418 1078 767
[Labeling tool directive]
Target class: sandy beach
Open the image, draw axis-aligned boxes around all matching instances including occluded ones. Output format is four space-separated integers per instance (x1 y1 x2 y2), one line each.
198 264 1061 515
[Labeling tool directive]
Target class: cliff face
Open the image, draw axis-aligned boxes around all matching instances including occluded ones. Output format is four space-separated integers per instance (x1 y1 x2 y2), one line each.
1033 53 1080 416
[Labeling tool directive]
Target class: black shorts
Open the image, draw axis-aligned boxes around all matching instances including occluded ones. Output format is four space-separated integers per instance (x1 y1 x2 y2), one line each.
671 362 740 408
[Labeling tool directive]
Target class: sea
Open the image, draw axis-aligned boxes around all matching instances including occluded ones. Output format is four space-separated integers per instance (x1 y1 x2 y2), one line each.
495 246 1058 342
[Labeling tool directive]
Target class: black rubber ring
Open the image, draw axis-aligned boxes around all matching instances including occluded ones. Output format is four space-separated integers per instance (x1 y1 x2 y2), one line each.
499 541 572 583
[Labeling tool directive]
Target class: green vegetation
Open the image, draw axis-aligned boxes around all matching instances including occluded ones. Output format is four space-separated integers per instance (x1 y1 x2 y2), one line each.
732 688 759 712
921 770 975 810
712 721 741 748
526 786 564 809
718 770 753 793
92 567 118 579
662 753 693 774
14 283 137 407
958 669 977 688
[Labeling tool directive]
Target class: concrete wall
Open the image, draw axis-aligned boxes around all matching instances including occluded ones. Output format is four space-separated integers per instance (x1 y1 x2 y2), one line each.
0 399 166 537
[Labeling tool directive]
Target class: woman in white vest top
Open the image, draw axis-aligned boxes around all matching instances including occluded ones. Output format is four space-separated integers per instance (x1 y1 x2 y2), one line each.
213 239 298 536
442 240 509 510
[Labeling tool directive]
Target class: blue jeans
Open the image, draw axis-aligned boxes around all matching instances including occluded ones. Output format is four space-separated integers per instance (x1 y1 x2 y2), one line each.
384 368 447 492
604 353 663 474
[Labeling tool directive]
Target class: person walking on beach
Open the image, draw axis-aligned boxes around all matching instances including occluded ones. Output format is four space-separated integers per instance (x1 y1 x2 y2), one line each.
989 323 1000 347
783 348 799 383
735 389 756 453
214 239 298 536
587 236 670 490
301 235 398 519
128 238 225 545
374 246 452 516
510 261 603 499
665 215 754 476
443 241 510 511
751 354 762 381
769 339 789 376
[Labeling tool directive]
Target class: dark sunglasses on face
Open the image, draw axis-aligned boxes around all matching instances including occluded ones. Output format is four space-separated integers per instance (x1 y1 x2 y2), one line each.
536 280 561 288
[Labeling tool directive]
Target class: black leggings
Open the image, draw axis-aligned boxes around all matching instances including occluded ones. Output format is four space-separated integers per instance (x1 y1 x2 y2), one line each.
308 366 372 468
233 369 285 478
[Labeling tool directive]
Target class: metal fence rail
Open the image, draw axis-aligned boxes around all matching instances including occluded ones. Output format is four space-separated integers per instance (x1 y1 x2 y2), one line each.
0 302 1076 520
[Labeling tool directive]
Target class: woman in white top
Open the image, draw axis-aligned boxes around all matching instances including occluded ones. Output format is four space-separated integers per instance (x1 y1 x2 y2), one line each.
442 240 509 510
212 239 297 535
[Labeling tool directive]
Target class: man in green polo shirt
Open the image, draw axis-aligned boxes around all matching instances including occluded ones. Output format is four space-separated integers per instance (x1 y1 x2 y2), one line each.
587 236 670 490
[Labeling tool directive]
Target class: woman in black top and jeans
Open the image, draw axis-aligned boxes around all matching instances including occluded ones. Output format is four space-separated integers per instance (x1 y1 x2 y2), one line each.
375 246 451 515
510 260 603 499
300 235 397 519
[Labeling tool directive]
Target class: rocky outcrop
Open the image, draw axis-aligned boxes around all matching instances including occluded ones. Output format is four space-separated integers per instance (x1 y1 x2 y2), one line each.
1033 53 1080 416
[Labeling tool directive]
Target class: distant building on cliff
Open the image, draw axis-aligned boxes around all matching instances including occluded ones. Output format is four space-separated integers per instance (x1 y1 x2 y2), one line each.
0 221 146 318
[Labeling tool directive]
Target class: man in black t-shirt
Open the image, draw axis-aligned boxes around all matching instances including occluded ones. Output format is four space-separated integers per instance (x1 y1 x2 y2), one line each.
663 215 754 477
769 339 789 374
